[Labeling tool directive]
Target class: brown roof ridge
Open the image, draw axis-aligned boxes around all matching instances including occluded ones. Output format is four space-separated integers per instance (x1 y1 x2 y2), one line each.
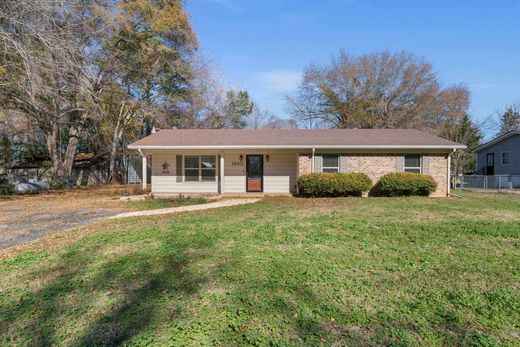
128 128 465 149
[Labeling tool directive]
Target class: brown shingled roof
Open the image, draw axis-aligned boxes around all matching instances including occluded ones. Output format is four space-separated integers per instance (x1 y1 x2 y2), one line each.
128 128 465 149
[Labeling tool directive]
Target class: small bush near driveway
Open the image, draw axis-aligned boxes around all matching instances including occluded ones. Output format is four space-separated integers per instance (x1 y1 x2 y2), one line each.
0 184 15 196
378 172 437 196
298 172 372 197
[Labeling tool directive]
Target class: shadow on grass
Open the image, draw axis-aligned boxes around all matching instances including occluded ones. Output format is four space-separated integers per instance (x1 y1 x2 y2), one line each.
0 233 212 346
1 203 518 345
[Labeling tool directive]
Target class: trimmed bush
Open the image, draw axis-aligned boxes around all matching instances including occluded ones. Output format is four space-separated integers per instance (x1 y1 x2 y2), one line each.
298 172 372 197
377 172 437 196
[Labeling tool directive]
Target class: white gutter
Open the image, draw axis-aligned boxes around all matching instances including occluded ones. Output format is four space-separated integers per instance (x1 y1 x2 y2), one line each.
129 144 466 150
447 148 454 196
311 148 315 172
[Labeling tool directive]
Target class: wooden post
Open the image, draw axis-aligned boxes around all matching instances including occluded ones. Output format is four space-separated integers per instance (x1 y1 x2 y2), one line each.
220 153 225 194
142 154 147 191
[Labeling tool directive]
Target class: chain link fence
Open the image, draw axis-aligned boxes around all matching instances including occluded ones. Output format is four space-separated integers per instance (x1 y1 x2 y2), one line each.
452 175 520 190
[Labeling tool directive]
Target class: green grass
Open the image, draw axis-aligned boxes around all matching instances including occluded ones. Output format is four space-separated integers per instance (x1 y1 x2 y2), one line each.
1 191 519 346
129 197 208 211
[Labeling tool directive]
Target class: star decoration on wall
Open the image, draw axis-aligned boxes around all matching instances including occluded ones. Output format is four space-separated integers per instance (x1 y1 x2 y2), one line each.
162 161 170 174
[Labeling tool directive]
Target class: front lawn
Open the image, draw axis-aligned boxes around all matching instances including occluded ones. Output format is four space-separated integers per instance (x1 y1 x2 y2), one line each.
1 191 519 346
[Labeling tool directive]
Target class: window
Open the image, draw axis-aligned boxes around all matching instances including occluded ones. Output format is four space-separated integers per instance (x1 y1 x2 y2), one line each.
201 156 216 181
322 155 339 173
501 152 510 165
404 154 421 173
184 156 216 182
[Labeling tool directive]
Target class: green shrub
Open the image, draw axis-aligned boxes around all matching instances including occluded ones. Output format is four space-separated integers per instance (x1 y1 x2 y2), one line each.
298 172 372 197
0 185 15 196
377 172 437 196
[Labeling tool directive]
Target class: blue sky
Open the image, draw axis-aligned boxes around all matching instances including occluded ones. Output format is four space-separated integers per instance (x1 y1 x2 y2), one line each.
186 0 520 137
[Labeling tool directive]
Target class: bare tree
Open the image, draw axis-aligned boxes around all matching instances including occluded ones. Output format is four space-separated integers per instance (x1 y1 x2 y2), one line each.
173 60 255 129
0 0 198 184
246 106 297 129
0 0 103 183
287 50 470 131
286 66 326 128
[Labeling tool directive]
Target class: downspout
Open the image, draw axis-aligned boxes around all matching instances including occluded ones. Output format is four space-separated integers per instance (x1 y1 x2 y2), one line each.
311 148 315 173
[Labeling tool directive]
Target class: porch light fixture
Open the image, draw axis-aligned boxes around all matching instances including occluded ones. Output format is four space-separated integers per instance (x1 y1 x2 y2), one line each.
266 154 270 162
239 154 243 162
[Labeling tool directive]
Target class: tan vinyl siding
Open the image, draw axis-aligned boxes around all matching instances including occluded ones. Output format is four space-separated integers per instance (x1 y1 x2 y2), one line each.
148 150 298 194
151 152 218 193
263 152 298 193
152 176 218 193
224 150 298 193
223 152 246 193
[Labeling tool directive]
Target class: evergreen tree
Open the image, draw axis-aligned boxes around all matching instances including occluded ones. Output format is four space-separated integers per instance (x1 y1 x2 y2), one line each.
499 105 520 134
452 114 482 174
223 91 254 129
443 113 482 174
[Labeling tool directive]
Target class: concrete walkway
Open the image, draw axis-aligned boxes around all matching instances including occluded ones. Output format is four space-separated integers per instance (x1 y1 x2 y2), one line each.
109 198 260 219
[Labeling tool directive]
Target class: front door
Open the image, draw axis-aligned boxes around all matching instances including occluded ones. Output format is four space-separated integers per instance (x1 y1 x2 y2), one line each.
246 155 263 192
486 153 494 175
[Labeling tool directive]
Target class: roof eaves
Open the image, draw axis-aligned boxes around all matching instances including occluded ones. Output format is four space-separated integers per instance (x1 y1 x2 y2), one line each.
474 131 520 152
128 144 466 150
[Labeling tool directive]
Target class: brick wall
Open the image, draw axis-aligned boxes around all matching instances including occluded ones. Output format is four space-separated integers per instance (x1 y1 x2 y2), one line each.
428 154 449 197
298 153 312 176
345 154 397 186
297 153 449 197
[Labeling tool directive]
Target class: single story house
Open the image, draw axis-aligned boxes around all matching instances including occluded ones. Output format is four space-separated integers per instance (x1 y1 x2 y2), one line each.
128 129 465 197
475 131 520 175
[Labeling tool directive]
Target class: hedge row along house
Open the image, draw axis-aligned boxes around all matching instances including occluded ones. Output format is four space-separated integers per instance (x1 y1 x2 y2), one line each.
128 129 465 197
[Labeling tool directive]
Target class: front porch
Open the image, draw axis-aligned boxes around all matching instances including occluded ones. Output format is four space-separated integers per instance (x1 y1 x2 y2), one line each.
140 149 300 195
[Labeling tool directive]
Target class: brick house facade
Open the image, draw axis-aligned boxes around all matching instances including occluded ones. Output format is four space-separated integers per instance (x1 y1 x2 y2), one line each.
297 153 449 197
129 129 463 197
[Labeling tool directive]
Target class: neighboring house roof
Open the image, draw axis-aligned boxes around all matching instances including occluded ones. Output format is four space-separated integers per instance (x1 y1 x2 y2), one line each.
128 128 465 149
474 131 520 152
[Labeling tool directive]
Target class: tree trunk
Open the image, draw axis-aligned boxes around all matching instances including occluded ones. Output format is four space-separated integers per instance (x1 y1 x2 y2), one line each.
45 121 80 185
108 115 126 183
46 121 64 182
108 127 122 183
451 151 462 176
0 133 12 167
63 126 80 182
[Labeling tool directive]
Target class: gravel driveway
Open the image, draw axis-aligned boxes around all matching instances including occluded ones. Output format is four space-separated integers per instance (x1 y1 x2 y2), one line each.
0 188 132 249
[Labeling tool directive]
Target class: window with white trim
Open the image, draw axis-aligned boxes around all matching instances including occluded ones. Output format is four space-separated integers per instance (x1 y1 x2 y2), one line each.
322 155 339 173
404 154 421 173
501 151 510 165
184 156 216 182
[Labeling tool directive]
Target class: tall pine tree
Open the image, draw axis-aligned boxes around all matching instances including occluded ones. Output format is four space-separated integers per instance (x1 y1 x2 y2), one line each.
445 114 482 174
499 105 520 134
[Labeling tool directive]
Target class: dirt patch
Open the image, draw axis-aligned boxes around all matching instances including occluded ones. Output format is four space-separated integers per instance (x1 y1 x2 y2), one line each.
0 186 136 249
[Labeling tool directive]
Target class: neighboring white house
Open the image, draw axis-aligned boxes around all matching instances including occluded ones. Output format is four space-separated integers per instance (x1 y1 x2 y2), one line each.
128 128 465 197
